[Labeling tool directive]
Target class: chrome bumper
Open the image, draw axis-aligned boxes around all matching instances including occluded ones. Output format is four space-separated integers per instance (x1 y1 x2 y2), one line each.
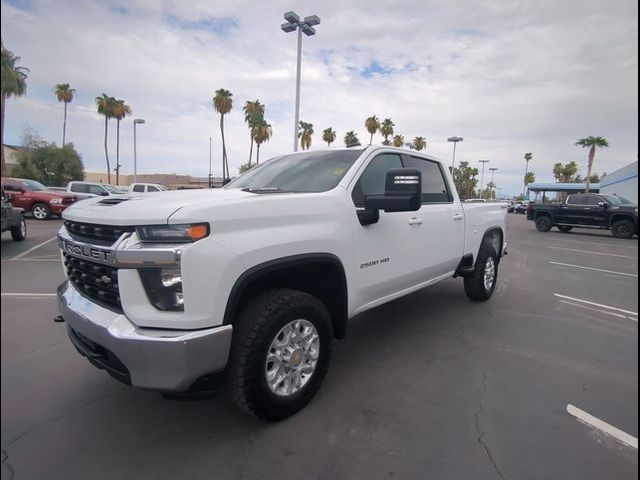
57 280 232 391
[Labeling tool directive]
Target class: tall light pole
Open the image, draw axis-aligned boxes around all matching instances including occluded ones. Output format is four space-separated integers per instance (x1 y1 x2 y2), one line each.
478 160 490 198
281 11 320 152
133 118 145 183
489 167 498 199
447 136 463 171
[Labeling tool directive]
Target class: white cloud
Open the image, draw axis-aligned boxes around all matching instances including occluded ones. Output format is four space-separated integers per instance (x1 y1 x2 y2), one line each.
1 0 637 196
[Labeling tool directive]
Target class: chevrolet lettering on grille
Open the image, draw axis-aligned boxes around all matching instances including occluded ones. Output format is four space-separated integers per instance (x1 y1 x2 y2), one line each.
59 237 114 265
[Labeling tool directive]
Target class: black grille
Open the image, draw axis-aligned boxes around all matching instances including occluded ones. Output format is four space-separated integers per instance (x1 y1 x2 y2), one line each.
64 221 134 245
63 252 122 312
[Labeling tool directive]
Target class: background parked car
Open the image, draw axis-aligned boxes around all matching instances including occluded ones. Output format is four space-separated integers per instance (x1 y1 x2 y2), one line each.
1 177 78 220
128 183 168 193
1 187 27 241
66 181 126 200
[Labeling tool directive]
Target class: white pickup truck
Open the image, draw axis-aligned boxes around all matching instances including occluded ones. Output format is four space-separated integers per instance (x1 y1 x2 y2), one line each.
56 146 507 420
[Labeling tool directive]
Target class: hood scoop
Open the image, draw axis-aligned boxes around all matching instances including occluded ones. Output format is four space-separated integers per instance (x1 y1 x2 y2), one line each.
98 197 131 205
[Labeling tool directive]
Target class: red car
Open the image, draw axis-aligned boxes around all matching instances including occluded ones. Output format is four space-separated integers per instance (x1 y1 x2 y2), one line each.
1 177 78 220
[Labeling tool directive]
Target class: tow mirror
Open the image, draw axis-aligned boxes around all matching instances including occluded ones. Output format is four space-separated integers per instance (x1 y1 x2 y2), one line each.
597 201 607 208
365 168 422 212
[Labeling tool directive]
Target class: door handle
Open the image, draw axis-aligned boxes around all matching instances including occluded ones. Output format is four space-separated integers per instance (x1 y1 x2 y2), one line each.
408 217 423 225
453 214 464 221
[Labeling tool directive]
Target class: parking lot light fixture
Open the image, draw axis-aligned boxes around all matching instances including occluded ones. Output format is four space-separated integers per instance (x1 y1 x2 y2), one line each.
133 118 146 183
281 11 320 152
478 160 490 198
447 136 463 170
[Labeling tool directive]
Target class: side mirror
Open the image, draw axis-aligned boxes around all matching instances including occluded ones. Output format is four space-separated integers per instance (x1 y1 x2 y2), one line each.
100 191 110 196
7 193 14 202
598 201 608 208
365 168 422 213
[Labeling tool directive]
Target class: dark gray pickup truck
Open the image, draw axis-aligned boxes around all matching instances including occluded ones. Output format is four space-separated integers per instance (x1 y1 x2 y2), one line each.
527 193 638 239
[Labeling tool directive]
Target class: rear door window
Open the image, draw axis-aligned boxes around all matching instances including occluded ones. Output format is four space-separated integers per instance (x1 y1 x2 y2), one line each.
132 185 145 192
567 195 586 205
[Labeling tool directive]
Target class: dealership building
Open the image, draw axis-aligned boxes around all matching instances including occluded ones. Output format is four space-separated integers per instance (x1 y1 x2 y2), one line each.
599 161 638 204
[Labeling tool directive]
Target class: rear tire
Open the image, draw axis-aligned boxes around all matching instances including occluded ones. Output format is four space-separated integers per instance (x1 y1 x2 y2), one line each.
535 216 552 232
228 288 333 421
611 219 635 239
464 241 499 302
557 225 573 232
10 217 27 241
31 203 51 220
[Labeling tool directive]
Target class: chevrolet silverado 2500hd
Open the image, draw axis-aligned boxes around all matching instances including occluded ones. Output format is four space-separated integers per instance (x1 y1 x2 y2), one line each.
56 146 508 420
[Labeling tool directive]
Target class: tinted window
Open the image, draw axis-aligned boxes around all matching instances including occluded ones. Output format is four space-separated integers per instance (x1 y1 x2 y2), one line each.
3 183 21 192
403 156 451 203
567 195 586 205
133 185 145 192
148 185 159 192
88 185 106 195
587 196 604 206
70 183 86 193
351 153 403 207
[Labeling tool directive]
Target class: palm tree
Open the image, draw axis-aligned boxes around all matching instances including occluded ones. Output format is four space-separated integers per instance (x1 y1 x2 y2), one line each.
412 136 426 151
524 171 535 190
213 88 233 179
522 152 532 195
392 135 404 148
55 83 75 147
575 136 609 193
344 130 359 147
379 118 394 145
252 118 272 164
112 99 132 185
364 115 380 145
1 42 29 176
243 99 264 165
298 121 314 150
95 93 116 183
322 127 336 147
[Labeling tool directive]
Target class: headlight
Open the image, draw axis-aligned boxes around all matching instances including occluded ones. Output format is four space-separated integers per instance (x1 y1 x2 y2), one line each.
137 223 209 243
50 198 63 205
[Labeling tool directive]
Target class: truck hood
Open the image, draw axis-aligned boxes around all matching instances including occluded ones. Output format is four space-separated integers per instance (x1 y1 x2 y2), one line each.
61 189 257 225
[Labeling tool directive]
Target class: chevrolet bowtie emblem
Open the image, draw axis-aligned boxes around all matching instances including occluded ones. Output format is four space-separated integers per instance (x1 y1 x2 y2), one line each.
98 275 112 285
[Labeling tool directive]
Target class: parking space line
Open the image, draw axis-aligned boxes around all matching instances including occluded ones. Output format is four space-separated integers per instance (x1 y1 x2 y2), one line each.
549 238 638 249
1 293 57 297
559 300 629 320
550 261 638 278
549 246 637 259
10 237 57 261
554 294 638 318
567 404 638 449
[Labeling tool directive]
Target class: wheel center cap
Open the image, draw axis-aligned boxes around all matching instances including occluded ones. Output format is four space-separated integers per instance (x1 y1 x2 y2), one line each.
290 349 304 367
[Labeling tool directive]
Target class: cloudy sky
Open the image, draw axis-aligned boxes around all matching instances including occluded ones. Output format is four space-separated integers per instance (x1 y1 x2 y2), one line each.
2 0 638 195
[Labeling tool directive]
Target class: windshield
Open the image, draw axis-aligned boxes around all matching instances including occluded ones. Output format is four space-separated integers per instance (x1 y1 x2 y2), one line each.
20 179 47 191
103 185 121 194
226 149 364 193
602 194 635 206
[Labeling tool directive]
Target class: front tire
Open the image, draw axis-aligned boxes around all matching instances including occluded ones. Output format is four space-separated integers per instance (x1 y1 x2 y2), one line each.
464 241 499 302
10 217 27 241
535 215 552 232
31 203 51 220
611 219 635 239
228 288 333 421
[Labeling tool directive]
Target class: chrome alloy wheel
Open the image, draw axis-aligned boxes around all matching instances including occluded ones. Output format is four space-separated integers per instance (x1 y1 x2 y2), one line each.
32 205 49 220
265 319 320 397
483 257 496 291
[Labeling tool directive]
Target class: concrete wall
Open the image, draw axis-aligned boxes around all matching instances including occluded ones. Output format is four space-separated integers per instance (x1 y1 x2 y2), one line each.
600 161 638 203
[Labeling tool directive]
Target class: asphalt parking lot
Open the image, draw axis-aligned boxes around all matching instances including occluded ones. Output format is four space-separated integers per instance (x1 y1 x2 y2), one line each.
1 214 637 479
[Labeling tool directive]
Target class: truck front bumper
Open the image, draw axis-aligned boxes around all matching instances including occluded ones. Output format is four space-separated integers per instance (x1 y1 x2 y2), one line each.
57 280 232 392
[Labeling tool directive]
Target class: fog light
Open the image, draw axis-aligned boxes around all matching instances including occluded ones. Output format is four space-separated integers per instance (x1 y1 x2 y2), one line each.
161 269 182 288
139 268 184 311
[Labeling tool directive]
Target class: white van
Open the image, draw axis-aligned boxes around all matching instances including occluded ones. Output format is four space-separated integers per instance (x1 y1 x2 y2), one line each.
67 181 126 199
128 183 168 193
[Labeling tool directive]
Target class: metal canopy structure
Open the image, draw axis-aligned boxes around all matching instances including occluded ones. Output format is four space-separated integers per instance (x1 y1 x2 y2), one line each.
527 182 601 202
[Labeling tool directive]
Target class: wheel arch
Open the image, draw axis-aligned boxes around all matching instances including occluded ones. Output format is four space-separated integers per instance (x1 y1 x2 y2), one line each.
479 227 504 264
610 213 637 228
223 254 349 339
